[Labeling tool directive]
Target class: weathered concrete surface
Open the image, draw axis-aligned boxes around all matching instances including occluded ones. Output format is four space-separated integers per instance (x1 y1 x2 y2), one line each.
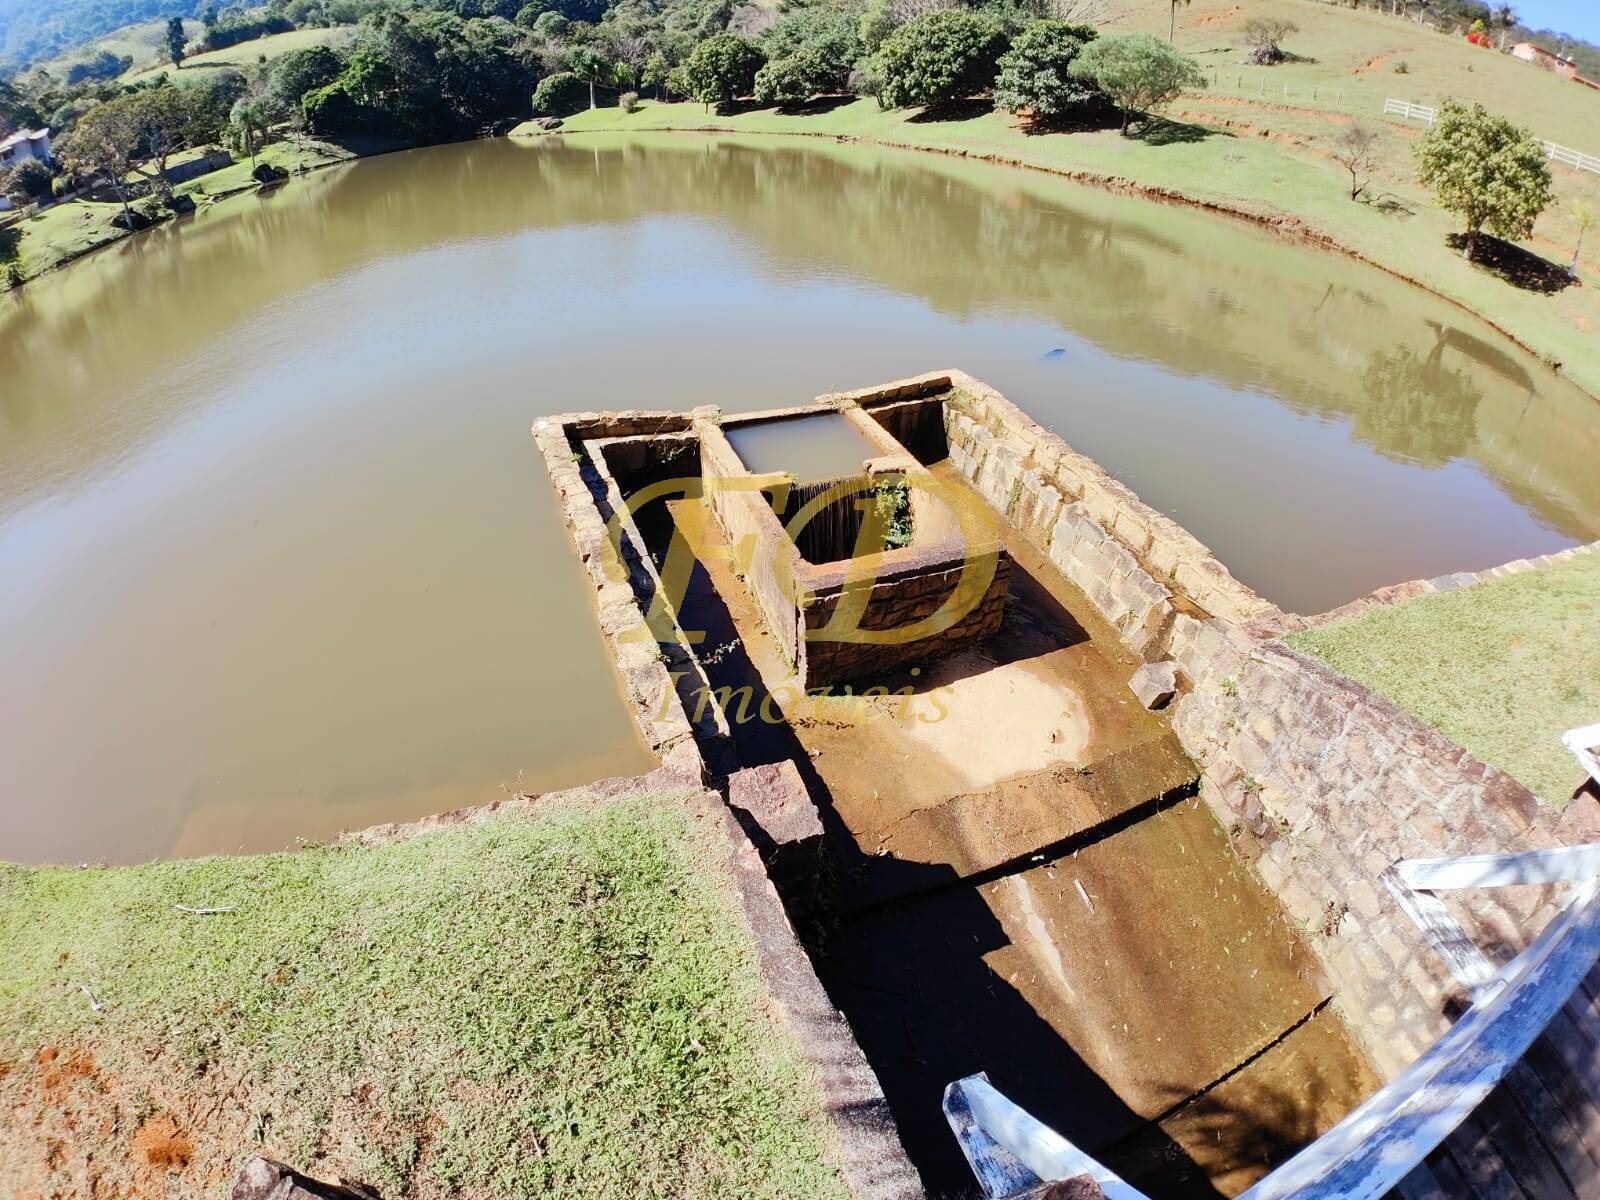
676 488 1196 900
824 800 1378 1197
665 467 1378 1199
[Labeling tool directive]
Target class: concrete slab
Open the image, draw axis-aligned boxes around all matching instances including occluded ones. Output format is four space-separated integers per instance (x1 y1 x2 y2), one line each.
823 802 1371 1198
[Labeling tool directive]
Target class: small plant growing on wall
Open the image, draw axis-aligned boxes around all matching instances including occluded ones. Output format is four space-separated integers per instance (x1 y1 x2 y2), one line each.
873 477 914 550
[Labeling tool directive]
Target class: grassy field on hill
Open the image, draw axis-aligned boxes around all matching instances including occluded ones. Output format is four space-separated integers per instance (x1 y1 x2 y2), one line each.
0 790 847 1200
28 16 200 79
121 25 355 84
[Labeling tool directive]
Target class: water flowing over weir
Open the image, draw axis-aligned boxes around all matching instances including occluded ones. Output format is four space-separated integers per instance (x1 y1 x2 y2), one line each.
783 476 871 566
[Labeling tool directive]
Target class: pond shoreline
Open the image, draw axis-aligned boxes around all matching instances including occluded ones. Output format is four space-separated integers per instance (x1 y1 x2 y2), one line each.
529 106 1600 405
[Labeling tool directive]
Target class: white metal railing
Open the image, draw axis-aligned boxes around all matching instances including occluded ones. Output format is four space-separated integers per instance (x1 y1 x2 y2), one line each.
1384 97 1437 124
1566 723 1600 789
1384 98 1600 175
944 839 1600 1200
1539 140 1600 175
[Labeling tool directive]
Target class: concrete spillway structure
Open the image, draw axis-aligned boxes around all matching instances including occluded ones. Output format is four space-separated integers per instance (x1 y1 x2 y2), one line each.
700 401 1009 689
535 371 1600 1200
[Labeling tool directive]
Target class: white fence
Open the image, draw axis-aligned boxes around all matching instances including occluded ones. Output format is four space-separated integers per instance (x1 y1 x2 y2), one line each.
1384 97 1600 175
1383 97 1437 123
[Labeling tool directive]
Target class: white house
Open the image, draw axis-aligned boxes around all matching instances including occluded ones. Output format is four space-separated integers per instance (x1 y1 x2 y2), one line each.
0 127 51 168
0 128 52 211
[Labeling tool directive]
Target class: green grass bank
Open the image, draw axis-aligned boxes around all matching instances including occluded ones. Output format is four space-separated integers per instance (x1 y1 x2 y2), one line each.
0 791 847 1200
1287 551 1600 807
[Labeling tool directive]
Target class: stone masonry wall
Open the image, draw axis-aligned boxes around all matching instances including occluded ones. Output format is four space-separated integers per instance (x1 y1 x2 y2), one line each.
802 552 1011 687
698 417 807 669
535 413 924 1200
863 369 1600 1081
1167 616 1600 1077
936 372 1277 664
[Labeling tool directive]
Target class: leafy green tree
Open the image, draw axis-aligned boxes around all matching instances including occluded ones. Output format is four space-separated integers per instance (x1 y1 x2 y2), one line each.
1068 32 1203 132
60 95 144 226
268 46 346 118
65 49 133 85
164 16 187 68
1416 98 1553 262
532 70 589 114
992 20 1097 123
754 47 836 105
642 51 672 97
532 10 571 38
341 46 399 107
302 81 372 134
681 34 765 109
875 10 1006 110
857 0 897 55
1569 200 1596 276
3 157 52 203
567 45 616 108
230 98 268 168
762 4 863 87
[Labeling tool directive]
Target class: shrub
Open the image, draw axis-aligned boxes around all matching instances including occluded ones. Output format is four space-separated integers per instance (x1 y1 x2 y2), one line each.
532 71 590 116
1417 98 1554 262
267 46 345 119
992 19 1098 121
875 9 1007 109
1068 32 1205 132
754 47 838 105
619 89 641 112
301 82 380 135
681 34 767 107
1242 16 1296 64
5 158 53 202
1394 60 1409 73
761 4 863 87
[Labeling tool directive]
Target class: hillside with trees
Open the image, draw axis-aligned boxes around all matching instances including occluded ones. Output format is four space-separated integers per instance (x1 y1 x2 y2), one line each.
0 0 197 72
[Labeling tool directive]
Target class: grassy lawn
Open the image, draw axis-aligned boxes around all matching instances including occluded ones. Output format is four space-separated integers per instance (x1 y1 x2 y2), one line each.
0 791 847 1200
178 136 362 197
1286 552 1600 807
545 0 1600 398
1 138 363 282
121 26 357 85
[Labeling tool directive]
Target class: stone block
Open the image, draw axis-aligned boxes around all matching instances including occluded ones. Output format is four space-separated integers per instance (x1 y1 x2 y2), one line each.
232 1158 374 1200
728 761 822 849
1128 660 1180 710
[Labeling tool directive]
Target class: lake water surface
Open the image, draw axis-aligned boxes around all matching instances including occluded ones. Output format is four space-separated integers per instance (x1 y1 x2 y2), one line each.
3 133 1597 863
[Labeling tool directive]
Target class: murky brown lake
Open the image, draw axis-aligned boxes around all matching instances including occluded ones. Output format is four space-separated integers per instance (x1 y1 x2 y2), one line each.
3 133 1597 863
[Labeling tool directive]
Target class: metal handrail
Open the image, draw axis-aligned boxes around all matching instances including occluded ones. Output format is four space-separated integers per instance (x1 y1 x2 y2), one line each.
945 842 1600 1199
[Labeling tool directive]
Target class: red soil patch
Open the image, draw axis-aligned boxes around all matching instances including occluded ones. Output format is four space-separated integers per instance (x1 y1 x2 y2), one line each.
1177 96 1354 125
35 1045 97 1100
131 1114 194 1173
1192 5 1242 27
1354 54 1388 74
